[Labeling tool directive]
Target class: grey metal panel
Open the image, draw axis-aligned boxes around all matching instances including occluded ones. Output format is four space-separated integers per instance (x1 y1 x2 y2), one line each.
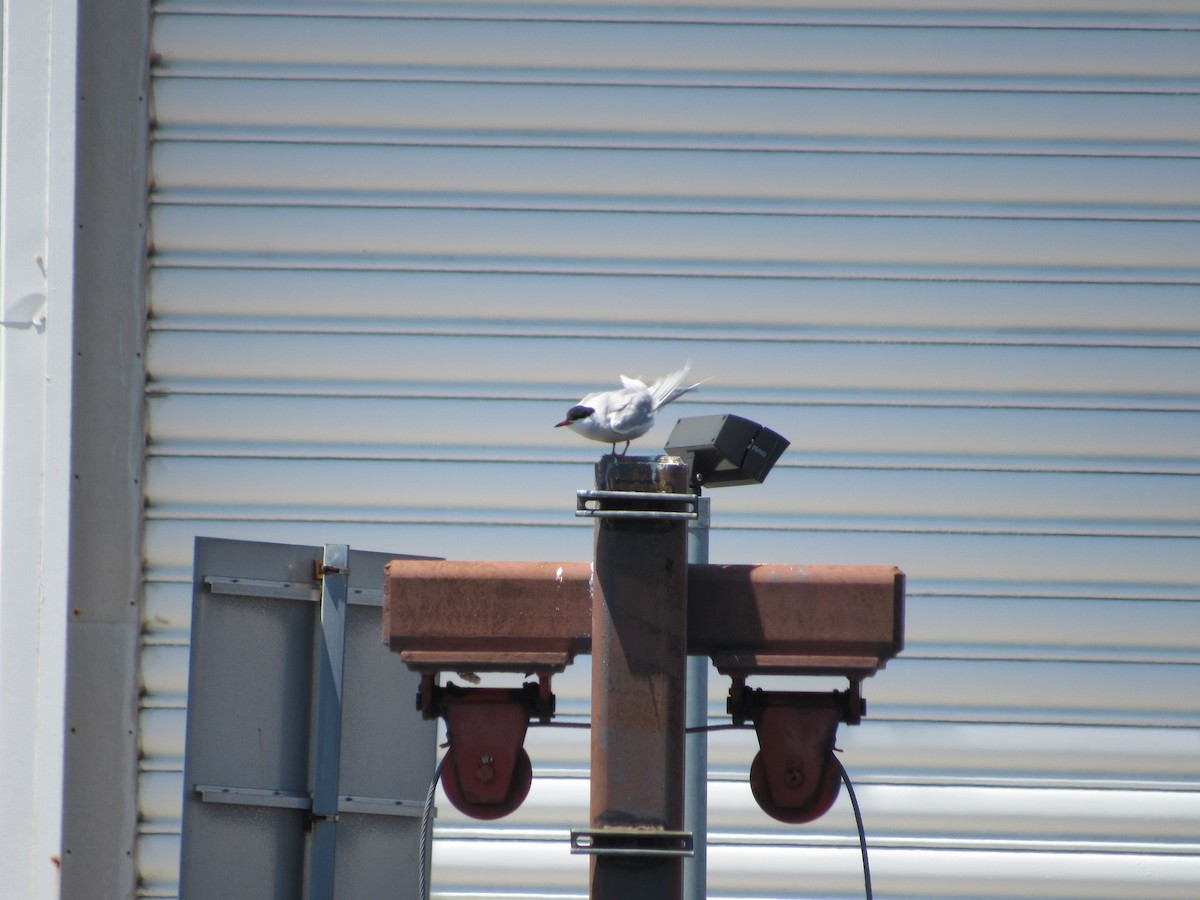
53 0 151 895
152 77 1200 153
153 14 1200 88
145 457 1200 533
146 271 1200 337
179 537 436 900
150 205 1200 280
147 394 1200 473
144 3 1200 898
146 332 1200 402
148 520 1200 589
153 144 1200 226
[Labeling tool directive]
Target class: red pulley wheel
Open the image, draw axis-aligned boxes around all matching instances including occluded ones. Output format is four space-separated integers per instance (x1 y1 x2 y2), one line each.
748 749 841 824
440 747 533 820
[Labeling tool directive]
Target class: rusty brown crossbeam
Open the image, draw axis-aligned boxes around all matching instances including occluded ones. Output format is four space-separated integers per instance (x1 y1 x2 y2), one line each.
384 560 902 676
383 559 593 673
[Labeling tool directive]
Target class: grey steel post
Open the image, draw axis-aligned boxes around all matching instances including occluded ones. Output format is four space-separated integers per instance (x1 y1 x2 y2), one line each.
589 455 691 900
308 544 350 898
684 496 710 900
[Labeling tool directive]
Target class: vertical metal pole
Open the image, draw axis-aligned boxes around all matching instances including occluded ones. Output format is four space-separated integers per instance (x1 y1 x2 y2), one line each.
308 544 350 899
590 456 690 900
683 497 710 900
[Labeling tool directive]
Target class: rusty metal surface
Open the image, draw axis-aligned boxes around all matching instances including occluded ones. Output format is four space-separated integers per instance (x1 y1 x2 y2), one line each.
589 455 691 899
384 561 903 677
439 688 534 818
383 559 592 671
689 564 904 673
710 652 887 678
748 703 843 824
399 649 573 673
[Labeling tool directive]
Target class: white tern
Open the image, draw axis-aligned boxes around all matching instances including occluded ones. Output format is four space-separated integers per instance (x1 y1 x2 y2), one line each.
555 362 706 456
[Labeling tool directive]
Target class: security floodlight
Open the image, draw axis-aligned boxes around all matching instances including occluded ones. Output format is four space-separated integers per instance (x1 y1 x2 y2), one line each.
665 414 789 490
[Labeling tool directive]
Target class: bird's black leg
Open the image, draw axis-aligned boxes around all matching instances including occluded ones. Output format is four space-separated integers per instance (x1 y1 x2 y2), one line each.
619 441 630 457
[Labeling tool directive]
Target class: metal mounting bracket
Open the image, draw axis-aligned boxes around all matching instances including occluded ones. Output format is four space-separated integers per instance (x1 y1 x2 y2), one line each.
419 675 555 820
570 828 695 858
728 677 865 824
195 784 424 818
576 489 699 520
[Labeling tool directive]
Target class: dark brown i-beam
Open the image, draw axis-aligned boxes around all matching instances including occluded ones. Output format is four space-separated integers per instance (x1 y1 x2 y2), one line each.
588 455 690 900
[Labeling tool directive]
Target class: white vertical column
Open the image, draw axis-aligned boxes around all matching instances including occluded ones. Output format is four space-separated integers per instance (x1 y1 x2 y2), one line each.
0 0 79 896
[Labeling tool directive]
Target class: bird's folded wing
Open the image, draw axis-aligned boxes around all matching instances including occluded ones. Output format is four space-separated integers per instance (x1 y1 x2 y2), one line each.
608 391 654 434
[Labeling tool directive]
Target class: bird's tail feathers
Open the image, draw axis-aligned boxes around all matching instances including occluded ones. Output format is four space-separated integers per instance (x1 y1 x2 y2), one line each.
650 361 709 410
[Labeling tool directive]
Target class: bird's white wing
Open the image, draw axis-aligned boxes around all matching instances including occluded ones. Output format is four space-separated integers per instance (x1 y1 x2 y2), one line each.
619 374 648 391
606 389 654 435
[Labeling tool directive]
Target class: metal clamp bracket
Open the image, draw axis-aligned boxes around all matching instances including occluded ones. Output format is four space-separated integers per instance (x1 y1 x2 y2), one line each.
575 489 699 520
570 828 695 858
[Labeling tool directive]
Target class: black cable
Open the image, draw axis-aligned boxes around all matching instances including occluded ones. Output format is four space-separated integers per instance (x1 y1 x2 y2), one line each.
685 722 749 733
418 750 447 900
831 755 873 900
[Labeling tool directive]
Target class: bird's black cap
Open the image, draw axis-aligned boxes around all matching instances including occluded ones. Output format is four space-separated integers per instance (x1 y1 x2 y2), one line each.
556 405 594 427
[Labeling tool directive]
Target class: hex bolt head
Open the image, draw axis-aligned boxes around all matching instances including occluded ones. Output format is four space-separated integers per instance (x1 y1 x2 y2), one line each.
784 756 805 789
475 754 496 783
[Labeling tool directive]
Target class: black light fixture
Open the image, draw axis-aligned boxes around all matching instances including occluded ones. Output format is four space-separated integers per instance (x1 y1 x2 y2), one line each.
664 414 790 490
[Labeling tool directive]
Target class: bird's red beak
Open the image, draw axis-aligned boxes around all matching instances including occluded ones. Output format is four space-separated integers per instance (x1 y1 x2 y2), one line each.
555 420 570 427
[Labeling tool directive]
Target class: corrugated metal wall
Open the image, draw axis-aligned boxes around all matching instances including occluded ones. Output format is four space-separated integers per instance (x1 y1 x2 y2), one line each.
140 2 1200 897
